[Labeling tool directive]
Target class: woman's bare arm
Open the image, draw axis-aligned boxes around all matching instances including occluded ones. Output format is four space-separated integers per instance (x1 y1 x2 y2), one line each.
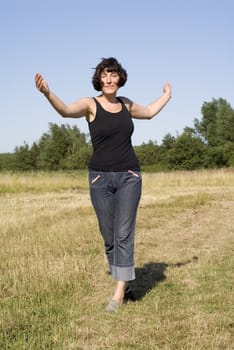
34 73 92 119
122 82 172 120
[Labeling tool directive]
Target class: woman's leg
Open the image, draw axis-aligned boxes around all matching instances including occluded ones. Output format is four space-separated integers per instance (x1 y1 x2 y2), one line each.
110 170 142 282
89 171 115 271
110 170 142 303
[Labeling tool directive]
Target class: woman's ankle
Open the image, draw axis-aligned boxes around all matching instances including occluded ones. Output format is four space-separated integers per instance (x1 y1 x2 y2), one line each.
112 281 127 302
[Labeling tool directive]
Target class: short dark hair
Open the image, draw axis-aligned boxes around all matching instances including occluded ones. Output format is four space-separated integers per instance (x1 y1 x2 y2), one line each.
92 57 128 91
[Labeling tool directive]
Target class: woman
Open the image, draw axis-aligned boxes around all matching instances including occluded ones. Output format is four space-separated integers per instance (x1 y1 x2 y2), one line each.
35 57 172 312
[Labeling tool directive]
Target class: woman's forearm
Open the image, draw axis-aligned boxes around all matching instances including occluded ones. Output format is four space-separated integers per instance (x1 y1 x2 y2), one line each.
147 91 171 118
43 90 70 118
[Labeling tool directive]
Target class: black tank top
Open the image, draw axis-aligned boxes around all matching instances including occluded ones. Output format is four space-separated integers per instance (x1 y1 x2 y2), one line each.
88 98 140 171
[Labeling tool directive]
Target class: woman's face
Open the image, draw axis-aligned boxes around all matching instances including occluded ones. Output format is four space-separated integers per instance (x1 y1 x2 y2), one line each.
100 68 120 95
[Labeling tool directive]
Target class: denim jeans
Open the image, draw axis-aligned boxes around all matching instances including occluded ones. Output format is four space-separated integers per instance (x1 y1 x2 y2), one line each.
89 170 142 281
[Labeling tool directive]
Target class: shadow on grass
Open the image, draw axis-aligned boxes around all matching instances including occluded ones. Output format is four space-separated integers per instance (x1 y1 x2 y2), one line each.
132 257 198 301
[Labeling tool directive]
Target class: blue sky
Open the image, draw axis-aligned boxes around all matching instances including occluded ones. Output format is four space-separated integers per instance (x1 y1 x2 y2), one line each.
1 0 233 153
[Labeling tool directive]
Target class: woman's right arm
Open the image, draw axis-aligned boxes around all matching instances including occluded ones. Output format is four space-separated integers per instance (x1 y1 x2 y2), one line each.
34 73 91 119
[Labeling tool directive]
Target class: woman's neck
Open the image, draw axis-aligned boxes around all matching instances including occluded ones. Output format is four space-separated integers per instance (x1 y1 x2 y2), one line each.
99 94 118 104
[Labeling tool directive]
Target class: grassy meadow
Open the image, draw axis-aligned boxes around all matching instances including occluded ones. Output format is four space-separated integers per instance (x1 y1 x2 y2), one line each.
0 169 233 349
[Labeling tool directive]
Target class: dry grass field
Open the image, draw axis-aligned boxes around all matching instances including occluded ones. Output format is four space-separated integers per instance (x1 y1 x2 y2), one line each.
0 169 233 349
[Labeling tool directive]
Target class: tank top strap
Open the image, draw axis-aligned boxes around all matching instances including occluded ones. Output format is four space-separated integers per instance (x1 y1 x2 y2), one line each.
116 97 123 104
116 97 130 113
93 97 101 108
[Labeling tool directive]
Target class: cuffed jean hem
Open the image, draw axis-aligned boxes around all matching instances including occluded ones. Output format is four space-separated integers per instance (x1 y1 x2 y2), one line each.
110 265 135 281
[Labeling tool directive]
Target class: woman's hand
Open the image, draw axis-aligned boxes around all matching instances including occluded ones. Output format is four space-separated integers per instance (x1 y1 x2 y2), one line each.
35 73 50 94
163 82 172 98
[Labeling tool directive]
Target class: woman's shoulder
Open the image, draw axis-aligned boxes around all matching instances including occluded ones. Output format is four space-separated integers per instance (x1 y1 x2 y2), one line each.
79 96 97 110
77 97 96 123
118 96 133 111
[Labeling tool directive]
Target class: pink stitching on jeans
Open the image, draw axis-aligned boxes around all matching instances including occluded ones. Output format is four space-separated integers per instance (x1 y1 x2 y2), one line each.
91 175 101 184
128 170 139 177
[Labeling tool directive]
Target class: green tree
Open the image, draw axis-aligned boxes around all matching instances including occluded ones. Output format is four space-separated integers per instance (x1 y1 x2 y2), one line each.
135 140 160 166
63 125 91 169
38 124 70 170
167 127 206 170
161 133 176 150
0 153 16 171
38 123 91 170
159 133 176 169
194 98 234 167
15 142 38 170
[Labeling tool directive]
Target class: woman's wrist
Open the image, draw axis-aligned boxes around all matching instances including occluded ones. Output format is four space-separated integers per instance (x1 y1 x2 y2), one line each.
43 88 50 97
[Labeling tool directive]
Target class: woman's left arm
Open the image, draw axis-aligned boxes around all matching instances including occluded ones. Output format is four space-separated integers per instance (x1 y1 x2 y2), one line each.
127 82 172 120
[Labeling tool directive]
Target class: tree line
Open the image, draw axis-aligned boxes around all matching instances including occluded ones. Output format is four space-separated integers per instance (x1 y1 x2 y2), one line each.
1 98 234 171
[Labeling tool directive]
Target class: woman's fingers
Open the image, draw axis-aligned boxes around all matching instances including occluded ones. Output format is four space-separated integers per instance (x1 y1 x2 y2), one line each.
35 73 49 93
